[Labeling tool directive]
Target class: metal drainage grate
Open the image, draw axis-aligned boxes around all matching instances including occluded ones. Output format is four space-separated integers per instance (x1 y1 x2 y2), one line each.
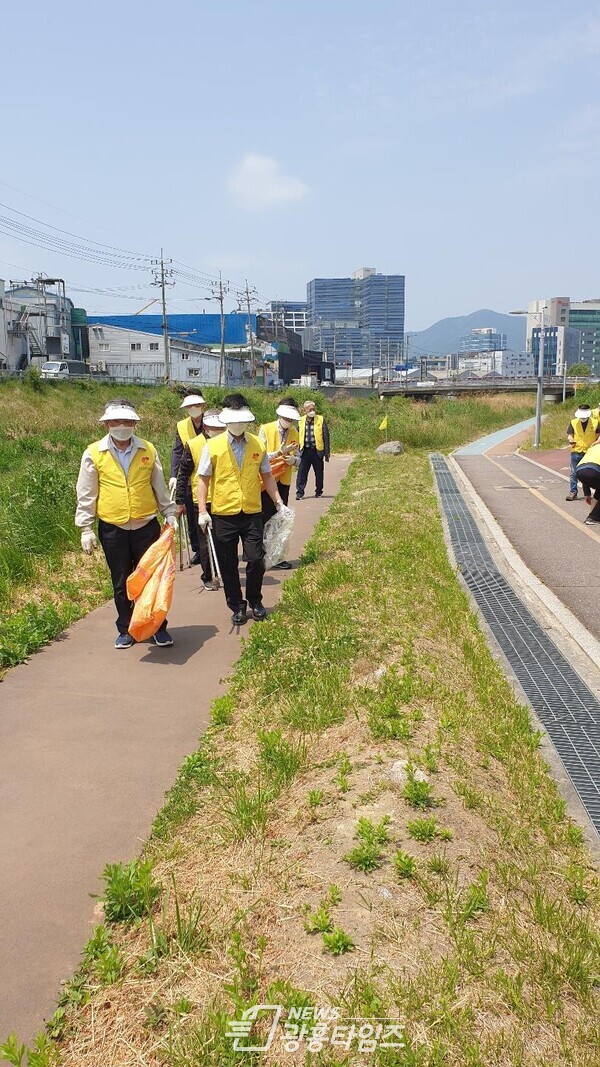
431 454 600 832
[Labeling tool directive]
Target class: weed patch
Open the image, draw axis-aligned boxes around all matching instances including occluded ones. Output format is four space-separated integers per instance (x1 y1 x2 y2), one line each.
11 444 600 1067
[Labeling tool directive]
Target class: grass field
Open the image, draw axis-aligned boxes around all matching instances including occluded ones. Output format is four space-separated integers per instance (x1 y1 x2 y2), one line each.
518 384 600 452
0 378 536 672
4 450 598 1067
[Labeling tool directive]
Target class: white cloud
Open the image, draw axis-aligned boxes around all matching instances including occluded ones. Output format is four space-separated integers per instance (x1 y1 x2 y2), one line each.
228 154 309 211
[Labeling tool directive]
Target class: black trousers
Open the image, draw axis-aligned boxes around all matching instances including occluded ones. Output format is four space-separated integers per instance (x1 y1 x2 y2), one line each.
211 511 265 610
261 480 290 524
98 517 168 635
296 447 324 496
576 465 600 520
184 486 200 555
194 501 212 584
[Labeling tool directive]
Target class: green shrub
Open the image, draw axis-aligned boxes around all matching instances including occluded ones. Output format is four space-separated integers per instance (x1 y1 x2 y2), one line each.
101 859 161 923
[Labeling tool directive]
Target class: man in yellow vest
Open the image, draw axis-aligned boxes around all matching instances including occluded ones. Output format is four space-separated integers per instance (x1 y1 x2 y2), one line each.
169 392 206 566
259 398 300 570
566 403 598 501
296 399 331 500
75 399 178 649
174 408 224 589
576 426 600 525
197 394 288 625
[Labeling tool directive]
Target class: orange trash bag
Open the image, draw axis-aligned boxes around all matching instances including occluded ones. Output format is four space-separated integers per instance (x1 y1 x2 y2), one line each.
127 526 176 642
126 525 174 600
259 454 288 489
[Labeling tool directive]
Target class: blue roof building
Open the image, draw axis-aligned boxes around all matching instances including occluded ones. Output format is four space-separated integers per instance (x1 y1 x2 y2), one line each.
88 312 256 347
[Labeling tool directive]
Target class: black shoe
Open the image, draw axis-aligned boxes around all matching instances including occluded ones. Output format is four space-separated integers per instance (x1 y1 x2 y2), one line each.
315 491 323 498
565 491 578 501
273 560 292 570
190 552 202 565
295 494 304 500
584 517 600 525
250 603 267 621
231 602 247 625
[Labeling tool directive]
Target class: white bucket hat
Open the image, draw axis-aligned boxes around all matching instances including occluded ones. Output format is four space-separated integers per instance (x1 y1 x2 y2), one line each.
276 403 300 420
180 393 206 408
99 403 140 422
203 410 224 429
575 405 592 418
219 406 255 424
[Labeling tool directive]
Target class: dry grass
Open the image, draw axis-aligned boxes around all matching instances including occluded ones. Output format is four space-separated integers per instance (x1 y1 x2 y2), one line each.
31 453 599 1067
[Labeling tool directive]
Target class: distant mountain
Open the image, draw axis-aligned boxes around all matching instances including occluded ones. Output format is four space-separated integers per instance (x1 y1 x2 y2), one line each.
407 310 526 357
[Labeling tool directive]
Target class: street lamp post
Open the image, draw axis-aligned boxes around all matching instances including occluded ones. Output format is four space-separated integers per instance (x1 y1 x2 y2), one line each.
510 308 545 448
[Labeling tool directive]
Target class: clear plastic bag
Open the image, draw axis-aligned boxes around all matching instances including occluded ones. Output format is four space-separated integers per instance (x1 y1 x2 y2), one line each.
263 506 295 569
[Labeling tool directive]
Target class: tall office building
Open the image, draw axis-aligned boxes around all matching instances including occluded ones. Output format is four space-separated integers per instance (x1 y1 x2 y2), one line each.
263 301 308 333
527 297 600 375
305 267 405 368
458 327 507 353
568 302 600 374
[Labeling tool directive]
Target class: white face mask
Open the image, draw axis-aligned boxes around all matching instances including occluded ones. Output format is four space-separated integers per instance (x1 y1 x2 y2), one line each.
279 417 292 429
186 406 204 419
109 424 134 442
227 422 247 437
205 427 222 438
305 410 315 419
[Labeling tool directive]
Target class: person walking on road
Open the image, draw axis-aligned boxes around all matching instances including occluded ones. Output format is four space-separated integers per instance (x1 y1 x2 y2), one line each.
296 400 330 500
170 393 206 566
174 408 224 589
196 394 289 625
75 399 178 648
566 403 598 500
576 428 600 525
259 397 300 570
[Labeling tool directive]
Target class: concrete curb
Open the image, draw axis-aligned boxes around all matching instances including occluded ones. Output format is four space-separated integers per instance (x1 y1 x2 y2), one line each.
447 455 600 671
432 455 600 861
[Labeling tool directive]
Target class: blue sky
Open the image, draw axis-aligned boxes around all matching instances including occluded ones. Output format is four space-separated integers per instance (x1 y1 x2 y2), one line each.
1 0 599 329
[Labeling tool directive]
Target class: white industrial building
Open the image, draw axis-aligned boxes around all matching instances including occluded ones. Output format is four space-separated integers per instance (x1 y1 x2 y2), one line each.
88 323 246 385
458 350 535 377
0 278 85 370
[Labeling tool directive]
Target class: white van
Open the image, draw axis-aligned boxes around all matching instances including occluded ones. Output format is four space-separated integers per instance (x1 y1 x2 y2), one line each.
40 360 89 380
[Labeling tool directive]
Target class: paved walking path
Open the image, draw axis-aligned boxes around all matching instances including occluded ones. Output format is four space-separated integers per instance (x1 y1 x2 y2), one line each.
0 455 352 1043
453 430 600 642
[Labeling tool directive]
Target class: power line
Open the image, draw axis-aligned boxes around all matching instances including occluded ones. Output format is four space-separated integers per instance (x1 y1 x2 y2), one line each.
0 200 151 260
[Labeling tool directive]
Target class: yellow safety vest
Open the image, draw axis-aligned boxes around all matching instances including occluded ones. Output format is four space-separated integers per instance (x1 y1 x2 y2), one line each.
578 442 600 468
570 417 598 453
299 414 324 451
207 431 265 515
177 416 202 446
188 433 215 504
88 438 157 526
260 420 300 486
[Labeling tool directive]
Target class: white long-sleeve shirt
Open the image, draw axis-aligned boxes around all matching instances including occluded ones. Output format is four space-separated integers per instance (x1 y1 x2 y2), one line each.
75 433 176 531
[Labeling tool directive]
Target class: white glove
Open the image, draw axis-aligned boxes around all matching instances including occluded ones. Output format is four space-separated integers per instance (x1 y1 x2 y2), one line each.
168 476 177 495
164 515 178 530
81 529 98 554
276 503 293 517
198 511 212 530
284 455 297 466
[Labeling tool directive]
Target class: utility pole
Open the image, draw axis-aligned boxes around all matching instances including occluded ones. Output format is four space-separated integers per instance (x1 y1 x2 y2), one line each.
534 308 545 448
243 279 258 383
151 249 174 382
210 271 229 387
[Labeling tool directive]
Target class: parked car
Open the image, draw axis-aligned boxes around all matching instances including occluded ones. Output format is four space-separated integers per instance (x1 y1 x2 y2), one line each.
268 378 284 389
40 360 90 380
